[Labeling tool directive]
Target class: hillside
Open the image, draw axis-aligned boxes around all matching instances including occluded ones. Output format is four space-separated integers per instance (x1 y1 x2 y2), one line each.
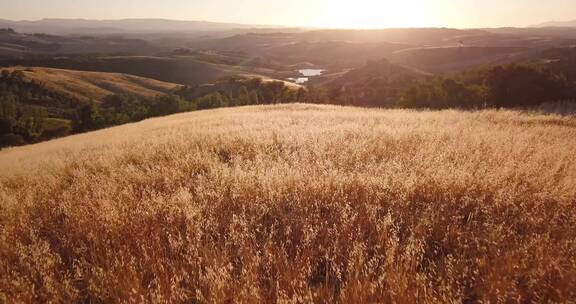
321 59 431 106
1 26 574 76
193 28 569 71
265 40 413 68
1 56 259 86
0 28 160 58
1 104 575 302
2 66 181 101
388 46 531 73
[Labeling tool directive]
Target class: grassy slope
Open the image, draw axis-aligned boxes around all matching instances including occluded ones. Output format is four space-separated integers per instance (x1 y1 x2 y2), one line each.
387 46 531 73
3 56 268 87
3 66 182 102
0 104 575 302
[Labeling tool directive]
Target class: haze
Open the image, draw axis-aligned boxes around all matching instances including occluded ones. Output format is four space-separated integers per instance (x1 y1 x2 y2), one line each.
2 0 576 28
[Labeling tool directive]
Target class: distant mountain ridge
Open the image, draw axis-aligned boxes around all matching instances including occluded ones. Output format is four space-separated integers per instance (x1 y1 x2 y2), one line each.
531 20 576 28
0 27 162 57
0 18 276 34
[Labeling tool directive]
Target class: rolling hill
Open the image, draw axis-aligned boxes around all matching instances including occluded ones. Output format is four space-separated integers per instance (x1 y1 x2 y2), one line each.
321 59 431 106
0 104 575 302
0 28 161 58
2 66 182 101
0 18 274 35
387 46 532 73
265 40 413 68
191 28 570 71
2 26 575 77
1 56 239 86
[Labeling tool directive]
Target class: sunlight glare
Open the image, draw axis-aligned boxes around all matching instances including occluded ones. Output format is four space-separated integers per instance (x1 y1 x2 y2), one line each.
312 0 436 28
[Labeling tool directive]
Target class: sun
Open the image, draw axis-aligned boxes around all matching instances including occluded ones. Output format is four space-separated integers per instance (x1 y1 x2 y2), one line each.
311 0 436 29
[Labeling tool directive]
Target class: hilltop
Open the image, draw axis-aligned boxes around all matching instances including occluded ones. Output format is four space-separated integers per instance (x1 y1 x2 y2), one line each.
1 104 575 302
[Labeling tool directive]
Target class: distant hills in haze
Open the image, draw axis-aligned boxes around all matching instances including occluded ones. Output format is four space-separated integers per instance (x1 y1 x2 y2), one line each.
2 17 576 36
531 20 576 28
0 18 277 34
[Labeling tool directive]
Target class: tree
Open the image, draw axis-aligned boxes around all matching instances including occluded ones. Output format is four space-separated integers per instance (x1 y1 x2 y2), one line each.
220 93 231 107
25 108 46 139
249 91 259 105
306 86 328 104
296 88 307 103
486 64 571 107
267 81 287 103
0 118 14 135
0 94 18 119
197 93 225 110
77 102 103 131
102 94 148 121
246 78 264 90
10 70 25 82
150 94 190 116
237 86 251 106
400 78 485 109
0 133 25 147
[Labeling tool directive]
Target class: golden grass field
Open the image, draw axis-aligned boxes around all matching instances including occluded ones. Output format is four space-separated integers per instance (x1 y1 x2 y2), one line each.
1 104 575 303
3 67 181 101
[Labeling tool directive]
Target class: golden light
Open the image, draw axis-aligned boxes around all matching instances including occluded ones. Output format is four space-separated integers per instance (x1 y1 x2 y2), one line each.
311 0 437 29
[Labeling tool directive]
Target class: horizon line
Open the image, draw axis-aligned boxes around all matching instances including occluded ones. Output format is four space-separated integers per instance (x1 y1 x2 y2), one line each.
0 16 569 30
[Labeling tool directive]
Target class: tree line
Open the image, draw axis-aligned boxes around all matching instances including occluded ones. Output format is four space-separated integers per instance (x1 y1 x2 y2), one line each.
1 70 69 147
0 74 314 148
3 62 576 148
400 63 576 109
78 77 319 132
316 61 576 109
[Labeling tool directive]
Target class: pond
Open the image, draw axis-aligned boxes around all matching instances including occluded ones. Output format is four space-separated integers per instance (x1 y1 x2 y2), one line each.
299 69 325 77
288 69 325 84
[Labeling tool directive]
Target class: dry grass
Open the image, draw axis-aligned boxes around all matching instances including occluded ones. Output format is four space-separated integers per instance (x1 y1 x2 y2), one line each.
1 104 575 303
3 67 181 101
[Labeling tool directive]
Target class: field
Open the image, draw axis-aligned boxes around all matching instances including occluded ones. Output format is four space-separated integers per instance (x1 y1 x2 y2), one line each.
3 67 182 102
0 104 575 303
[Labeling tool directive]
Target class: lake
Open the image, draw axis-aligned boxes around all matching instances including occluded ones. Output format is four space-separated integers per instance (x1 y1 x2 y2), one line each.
299 69 325 77
288 69 325 84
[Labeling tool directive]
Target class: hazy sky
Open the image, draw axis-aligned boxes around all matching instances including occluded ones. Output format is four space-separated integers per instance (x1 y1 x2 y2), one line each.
1 0 575 28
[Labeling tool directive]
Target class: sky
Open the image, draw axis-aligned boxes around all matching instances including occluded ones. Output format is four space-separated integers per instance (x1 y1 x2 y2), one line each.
1 0 575 28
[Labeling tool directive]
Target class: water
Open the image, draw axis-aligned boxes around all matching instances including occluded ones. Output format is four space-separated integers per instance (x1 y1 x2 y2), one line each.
288 69 325 84
299 69 325 77
288 77 310 84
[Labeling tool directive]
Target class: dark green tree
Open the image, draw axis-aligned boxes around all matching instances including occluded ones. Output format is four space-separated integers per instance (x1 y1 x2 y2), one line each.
150 94 190 116
77 102 103 131
237 86 251 106
486 64 570 107
249 91 259 105
197 93 225 110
